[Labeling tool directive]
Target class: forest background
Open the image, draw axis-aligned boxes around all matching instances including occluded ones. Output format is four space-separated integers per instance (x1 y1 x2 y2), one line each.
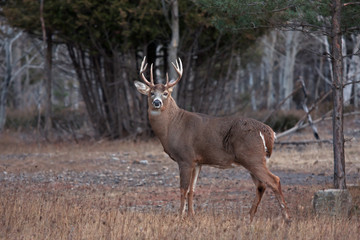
0 0 359 141
1 3 360 237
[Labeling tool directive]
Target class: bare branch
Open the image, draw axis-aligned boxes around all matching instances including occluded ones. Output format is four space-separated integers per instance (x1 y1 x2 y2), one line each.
343 2 360 6
262 85 302 122
276 111 360 139
343 79 360 87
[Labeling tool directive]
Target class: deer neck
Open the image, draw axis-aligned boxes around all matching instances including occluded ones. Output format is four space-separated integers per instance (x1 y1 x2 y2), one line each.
148 97 182 142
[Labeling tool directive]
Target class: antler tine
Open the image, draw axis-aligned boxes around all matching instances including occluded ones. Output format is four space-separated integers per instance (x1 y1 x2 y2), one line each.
139 56 153 86
150 63 154 86
167 58 183 88
166 72 169 85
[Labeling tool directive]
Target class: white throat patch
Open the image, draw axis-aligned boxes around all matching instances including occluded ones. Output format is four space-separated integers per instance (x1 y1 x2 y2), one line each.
150 109 161 116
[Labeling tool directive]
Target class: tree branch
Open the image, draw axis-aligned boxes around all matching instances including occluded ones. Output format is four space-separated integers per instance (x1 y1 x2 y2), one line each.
262 85 302 122
276 111 360 139
343 2 360 7
343 79 360 87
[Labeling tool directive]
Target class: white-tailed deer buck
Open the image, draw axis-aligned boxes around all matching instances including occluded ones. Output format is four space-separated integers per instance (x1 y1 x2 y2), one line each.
134 56 291 222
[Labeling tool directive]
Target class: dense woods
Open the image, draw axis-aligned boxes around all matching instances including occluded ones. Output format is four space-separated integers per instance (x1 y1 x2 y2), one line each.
0 1 359 142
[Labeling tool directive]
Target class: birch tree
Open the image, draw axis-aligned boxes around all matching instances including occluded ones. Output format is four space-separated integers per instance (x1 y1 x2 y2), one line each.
40 0 53 139
344 34 360 106
0 24 22 131
262 31 277 109
279 31 301 110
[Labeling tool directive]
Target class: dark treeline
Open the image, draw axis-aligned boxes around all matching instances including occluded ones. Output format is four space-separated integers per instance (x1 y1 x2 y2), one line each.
0 0 359 139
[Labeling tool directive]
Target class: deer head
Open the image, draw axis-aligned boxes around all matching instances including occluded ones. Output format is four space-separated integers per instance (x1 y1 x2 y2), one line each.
134 56 183 112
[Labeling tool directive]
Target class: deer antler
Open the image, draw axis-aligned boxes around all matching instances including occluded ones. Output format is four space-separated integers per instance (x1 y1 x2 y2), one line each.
166 58 183 88
140 56 154 86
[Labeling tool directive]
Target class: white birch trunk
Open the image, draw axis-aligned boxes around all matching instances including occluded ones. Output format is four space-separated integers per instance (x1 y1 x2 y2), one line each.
262 31 277 109
12 40 23 109
354 35 360 108
0 26 22 131
0 34 12 131
346 34 360 107
247 64 257 111
342 36 352 105
280 31 300 110
323 35 334 83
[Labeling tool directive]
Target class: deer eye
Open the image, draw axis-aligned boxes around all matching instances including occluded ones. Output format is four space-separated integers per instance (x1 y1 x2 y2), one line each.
163 92 168 97
150 92 155 97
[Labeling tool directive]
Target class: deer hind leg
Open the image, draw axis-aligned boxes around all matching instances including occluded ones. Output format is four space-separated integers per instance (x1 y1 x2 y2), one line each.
249 173 267 222
248 163 291 222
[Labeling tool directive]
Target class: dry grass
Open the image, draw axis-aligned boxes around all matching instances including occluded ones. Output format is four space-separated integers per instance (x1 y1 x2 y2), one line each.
1 123 360 239
1 186 359 240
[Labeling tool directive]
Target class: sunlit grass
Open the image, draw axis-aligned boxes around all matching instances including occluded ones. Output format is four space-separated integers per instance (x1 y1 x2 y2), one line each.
0 127 360 239
0 186 359 240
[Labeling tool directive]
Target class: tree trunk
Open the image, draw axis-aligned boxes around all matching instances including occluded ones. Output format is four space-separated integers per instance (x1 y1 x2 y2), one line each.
280 31 300 110
342 36 352 105
40 0 53 139
331 0 346 189
0 33 12 132
44 31 53 139
248 64 257 111
168 0 179 100
349 34 360 108
12 40 22 109
263 31 277 109
0 26 22 131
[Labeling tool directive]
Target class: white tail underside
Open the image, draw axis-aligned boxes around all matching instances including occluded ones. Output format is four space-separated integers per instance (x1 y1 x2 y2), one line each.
259 131 267 152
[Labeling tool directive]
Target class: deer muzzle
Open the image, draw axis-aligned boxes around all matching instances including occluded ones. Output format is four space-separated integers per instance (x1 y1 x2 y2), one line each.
152 99 162 109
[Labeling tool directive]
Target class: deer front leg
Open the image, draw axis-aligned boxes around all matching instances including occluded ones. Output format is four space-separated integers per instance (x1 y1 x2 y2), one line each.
188 165 201 216
178 164 193 217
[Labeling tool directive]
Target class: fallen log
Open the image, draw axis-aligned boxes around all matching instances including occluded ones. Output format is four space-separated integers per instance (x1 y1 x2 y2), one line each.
276 139 333 145
276 111 360 139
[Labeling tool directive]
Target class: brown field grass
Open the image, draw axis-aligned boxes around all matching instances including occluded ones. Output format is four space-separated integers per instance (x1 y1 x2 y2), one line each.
0 185 359 240
1 118 360 240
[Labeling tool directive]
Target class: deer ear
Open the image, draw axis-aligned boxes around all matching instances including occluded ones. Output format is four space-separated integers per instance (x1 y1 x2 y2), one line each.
167 86 174 93
134 81 150 95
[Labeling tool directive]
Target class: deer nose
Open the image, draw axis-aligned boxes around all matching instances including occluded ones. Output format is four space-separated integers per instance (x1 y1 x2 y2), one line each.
153 99 162 108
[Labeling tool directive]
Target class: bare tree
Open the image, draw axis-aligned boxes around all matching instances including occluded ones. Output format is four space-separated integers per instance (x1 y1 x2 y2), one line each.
344 34 360 107
279 31 301 110
0 23 22 132
331 0 346 189
167 0 180 100
261 31 277 109
40 0 53 139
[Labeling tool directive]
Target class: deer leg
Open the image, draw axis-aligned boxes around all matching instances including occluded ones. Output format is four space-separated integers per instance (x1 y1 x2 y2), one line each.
188 165 201 216
249 173 266 222
248 164 291 222
178 165 193 217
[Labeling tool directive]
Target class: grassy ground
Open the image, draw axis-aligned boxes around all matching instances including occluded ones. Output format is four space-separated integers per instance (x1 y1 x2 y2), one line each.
1 119 360 239
1 183 359 239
